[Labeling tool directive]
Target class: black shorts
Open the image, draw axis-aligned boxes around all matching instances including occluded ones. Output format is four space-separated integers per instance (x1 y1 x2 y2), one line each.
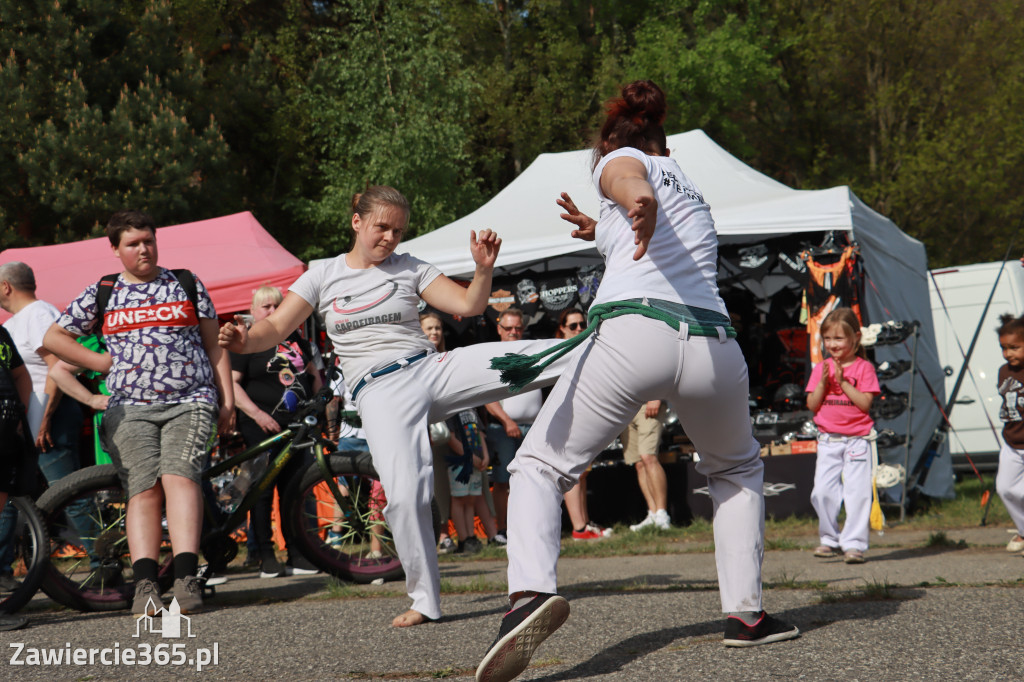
0 403 31 495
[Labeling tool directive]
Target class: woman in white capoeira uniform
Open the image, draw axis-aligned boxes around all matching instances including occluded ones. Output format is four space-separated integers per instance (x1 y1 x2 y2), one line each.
476 80 800 682
219 186 564 627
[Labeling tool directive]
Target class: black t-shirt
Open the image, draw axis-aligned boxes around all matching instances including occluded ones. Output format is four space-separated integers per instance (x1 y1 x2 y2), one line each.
0 326 25 402
231 331 316 424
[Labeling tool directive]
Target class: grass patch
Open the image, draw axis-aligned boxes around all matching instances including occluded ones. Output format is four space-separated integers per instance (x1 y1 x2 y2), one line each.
319 577 404 600
901 475 1009 529
924 531 968 548
817 579 901 604
604 577 709 594
765 571 828 590
439 574 507 594
346 668 472 680
429 667 459 678
765 537 802 551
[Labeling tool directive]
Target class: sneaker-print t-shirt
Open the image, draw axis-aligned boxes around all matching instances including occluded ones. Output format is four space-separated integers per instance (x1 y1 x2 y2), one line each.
59 269 218 407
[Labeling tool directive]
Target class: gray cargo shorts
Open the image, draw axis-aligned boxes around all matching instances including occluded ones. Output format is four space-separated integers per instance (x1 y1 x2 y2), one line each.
101 401 217 498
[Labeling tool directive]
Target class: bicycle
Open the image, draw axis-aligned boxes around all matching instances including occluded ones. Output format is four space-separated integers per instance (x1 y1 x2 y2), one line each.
35 379 439 612
0 495 49 616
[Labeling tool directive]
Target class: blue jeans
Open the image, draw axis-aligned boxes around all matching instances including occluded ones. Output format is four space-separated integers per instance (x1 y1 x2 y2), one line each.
485 422 531 484
0 399 87 573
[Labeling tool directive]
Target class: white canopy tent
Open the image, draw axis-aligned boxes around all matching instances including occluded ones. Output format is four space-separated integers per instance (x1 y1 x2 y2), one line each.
400 130 953 500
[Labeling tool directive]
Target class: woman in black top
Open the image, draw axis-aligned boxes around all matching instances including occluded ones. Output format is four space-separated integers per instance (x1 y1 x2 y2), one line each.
230 286 322 577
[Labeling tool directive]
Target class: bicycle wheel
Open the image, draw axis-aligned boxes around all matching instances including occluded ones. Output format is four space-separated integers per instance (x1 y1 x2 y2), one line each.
0 496 49 615
36 465 173 612
282 451 440 584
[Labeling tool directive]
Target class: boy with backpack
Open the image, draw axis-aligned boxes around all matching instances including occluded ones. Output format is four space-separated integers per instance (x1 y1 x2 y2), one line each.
43 209 234 616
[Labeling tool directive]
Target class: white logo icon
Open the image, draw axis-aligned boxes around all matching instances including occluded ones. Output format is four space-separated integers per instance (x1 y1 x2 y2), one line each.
133 598 196 639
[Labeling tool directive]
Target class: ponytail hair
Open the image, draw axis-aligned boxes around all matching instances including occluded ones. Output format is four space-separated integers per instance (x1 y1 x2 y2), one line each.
593 80 668 165
351 185 410 220
997 312 1024 338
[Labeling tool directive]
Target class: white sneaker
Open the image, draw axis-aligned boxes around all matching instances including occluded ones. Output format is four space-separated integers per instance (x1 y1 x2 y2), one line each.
629 511 655 532
653 510 671 530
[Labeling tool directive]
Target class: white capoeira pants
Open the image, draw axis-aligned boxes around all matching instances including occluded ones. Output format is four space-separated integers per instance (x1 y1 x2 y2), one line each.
810 434 872 552
506 315 766 614
996 442 1024 536
354 338 568 620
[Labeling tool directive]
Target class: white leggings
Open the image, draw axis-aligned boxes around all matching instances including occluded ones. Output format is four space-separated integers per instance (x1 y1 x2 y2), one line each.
355 339 566 619
810 435 872 551
996 442 1024 536
506 315 766 613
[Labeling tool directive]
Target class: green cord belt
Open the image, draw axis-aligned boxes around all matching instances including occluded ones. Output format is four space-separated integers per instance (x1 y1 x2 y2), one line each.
490 300 736 392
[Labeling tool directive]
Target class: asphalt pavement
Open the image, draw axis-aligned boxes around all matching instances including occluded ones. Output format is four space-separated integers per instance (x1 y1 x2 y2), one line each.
5 525 1022 681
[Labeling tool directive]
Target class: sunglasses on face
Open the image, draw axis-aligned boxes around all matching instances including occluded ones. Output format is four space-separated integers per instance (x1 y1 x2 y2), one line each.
564 322 585 331
499 324 524 333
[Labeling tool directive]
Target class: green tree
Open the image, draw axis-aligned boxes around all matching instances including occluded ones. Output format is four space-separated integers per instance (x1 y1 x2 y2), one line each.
163 0 330 258
750 0 1024 266
623 0 784 157
295 0 484 259
0 0 235 247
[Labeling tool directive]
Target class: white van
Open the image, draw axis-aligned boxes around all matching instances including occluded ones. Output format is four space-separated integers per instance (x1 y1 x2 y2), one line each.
928 261 1024 472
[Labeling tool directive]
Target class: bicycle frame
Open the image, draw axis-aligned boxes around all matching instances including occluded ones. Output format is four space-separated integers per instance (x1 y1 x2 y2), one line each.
199 402 348 548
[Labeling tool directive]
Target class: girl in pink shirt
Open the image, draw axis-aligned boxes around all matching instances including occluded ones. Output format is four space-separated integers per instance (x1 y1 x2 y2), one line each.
805 307 880 563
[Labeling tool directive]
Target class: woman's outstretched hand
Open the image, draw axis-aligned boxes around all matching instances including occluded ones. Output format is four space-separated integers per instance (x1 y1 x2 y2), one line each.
470 229 501 269
628 195 657 260
557 192 597 241
218 315 249 353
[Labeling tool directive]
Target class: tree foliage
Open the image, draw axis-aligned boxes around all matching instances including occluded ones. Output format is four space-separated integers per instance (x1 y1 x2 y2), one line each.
1 0 1020 267
0 0 235 246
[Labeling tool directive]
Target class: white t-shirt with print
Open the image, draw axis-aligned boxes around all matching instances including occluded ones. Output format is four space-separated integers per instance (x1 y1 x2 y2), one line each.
3 299 60 394
59 269 218 407
591 147 727 316
290 252 442 385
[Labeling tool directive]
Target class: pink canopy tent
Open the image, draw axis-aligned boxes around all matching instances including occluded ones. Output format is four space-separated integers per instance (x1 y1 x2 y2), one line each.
0 211 305 323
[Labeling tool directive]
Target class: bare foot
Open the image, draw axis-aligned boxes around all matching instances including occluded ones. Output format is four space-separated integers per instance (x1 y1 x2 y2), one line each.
392 609 431 627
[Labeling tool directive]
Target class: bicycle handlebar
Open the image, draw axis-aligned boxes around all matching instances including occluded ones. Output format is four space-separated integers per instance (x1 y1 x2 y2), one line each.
283 362 341 427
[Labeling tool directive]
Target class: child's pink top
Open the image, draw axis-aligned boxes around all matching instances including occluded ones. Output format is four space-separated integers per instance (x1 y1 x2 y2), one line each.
805 356 880 436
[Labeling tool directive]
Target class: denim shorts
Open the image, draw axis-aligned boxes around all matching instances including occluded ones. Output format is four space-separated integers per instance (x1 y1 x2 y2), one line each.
101 402 217 498
448 467 483 497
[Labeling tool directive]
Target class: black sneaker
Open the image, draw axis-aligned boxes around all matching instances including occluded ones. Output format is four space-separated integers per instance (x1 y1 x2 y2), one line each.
876 359 912 380
260 555 285 579
874 320 916 346
723 611 800 647
284 555 320 576
476 593 569 682
875 429 907 449
870 387 909 421
463 537 484 555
